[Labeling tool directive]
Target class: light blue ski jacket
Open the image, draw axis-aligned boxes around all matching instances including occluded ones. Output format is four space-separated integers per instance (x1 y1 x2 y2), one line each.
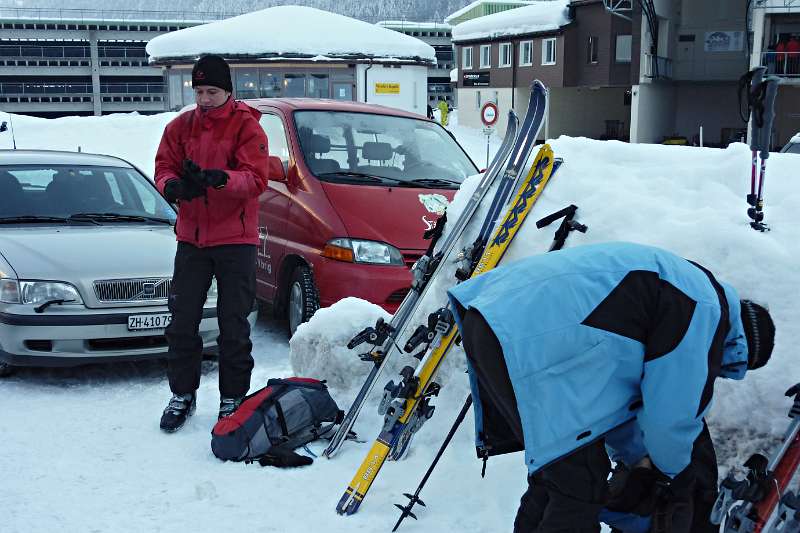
448 242 749 477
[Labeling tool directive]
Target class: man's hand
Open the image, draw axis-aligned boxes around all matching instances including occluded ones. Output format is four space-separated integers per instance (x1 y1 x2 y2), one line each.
182 159 228 190
607 464 660 516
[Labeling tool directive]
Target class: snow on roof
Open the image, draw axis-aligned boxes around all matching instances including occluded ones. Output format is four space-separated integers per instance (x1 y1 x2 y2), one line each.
452 0 572 43
445 0 536 24
146 6 435 63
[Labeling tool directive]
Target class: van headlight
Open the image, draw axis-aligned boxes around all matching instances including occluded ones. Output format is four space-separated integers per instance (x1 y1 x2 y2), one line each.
322 238 404 265
0 279 84 305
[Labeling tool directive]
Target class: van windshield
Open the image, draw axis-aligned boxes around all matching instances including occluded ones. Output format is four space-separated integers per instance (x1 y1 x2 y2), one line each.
293 110 477 188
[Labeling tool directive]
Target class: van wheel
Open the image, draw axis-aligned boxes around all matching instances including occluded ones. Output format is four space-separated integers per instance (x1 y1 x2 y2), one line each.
287 265 320 337
0 361 15 378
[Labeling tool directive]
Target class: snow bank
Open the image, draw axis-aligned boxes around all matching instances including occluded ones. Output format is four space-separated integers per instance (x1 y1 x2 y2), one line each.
146 6 435 62
452 0 571 43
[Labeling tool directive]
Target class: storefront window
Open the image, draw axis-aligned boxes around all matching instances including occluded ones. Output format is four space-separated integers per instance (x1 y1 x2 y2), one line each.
235 68 259 99
259 71 282 98
308 74 329 98
284 74 306 97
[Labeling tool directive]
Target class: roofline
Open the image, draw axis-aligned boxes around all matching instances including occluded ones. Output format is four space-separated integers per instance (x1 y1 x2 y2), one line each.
149 54 435 67
444 0 536 24
452 26 567 45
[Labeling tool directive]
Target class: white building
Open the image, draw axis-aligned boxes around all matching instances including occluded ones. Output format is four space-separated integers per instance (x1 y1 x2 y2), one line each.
146 6 435 115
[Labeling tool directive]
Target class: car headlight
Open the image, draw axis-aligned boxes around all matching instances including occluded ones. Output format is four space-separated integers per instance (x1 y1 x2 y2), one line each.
21 281 84 305
0 279 84 305
322 238 404 266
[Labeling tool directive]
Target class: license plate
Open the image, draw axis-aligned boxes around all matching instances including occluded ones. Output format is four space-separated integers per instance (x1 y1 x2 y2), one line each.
127 313 172 331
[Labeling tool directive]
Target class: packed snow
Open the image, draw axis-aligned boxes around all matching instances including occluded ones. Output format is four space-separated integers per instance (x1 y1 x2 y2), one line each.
1 104 799 533
451 0 571 43
146 6 436 62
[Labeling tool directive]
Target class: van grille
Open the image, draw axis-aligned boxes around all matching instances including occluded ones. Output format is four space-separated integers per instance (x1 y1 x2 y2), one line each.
93 278 171 303
401 250 424 270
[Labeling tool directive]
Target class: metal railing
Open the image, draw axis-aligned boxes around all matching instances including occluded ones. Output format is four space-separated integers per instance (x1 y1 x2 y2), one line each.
645 54 673 79
761 51 800 77
0 44 148 59
0 7 242 23
0 82 165 95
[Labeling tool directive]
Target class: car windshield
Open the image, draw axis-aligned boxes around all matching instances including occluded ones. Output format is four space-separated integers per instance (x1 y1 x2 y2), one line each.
0 164 176 224
293 110 477 188
781 142 800 154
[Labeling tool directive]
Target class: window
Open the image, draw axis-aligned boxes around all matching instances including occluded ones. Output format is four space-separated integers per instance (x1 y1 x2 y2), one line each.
235 68 258 99
542 38 557 65
259 70 281 98
462 46 473 69
476 90 481 110
480 44 491 68
307 74 329 98
588 36 599 64
616 35 632 63
519 40 533 66
258 114 291 163
284 73 305 97
499 42 512 67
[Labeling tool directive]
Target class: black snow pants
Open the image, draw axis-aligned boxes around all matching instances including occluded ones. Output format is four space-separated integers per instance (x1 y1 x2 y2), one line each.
460 308 720 533
165 242 256 398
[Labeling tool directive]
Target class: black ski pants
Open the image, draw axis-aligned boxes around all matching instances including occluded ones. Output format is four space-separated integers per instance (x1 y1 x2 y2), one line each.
165 242 256 398
460 308 720 533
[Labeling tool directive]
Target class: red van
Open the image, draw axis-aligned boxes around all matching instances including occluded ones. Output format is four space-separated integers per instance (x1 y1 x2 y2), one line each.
244 99 478 335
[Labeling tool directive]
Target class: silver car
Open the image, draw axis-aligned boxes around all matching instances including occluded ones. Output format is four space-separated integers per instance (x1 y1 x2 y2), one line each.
0 150 257 376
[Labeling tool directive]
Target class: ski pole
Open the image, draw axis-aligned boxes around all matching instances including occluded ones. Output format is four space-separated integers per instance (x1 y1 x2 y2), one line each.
392 394 473 532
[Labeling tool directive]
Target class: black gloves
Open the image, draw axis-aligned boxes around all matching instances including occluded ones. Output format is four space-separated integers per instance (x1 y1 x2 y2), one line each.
257 446 313 468
607 465 660 516
183 159 229 190
163 177 206 203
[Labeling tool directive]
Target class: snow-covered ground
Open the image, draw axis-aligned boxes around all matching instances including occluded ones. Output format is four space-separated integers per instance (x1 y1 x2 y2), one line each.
1 107 798 533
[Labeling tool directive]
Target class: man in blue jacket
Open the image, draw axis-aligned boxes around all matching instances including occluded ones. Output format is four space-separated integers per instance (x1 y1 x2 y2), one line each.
447 242 775 533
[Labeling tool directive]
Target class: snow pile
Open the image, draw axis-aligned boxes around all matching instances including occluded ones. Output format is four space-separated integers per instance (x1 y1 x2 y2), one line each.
146 6 436 62
289 297 391 389
452 0 571 43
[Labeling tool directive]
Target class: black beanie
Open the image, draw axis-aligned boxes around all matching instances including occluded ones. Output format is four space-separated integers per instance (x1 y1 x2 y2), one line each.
740 300 775 370
192 55 232 92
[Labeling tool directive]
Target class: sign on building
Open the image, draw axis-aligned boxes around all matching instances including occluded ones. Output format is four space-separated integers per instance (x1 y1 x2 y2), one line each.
704 31 744 53
375 82 401 94
463 72 491 87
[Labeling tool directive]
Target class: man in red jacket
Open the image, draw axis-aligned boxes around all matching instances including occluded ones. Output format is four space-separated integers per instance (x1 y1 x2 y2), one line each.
154 54 269 432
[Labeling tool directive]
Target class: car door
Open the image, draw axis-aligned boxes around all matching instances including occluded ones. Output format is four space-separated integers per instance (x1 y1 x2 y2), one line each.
256 110 293 302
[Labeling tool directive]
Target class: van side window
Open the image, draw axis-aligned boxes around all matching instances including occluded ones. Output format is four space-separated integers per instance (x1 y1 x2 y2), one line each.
258 113 291 163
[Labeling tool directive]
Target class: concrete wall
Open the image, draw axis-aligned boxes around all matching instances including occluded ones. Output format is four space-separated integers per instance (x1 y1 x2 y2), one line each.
548 87 631 140
356 64 428 116
674 83 741 146
630 82 677 143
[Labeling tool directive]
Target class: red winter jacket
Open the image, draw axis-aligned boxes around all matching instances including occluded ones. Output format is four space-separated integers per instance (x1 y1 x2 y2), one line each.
155 98 269 247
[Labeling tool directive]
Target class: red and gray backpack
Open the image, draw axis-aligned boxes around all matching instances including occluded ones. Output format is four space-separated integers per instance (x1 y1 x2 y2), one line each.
211 378 342 466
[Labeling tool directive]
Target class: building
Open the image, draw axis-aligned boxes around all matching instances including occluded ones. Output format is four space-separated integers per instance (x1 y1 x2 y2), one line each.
749 0 800 146
147 6 435 116
445 0 538 26
376 21 456 107
0 7 234 117
452 0 799 147
452 0 633 140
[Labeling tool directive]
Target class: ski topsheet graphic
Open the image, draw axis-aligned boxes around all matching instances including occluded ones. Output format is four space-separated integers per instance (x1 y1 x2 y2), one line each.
336 142 559 516
323 80 549 460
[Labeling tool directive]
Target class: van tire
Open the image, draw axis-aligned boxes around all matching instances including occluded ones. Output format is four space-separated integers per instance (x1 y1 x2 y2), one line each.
0 361 15 378
287 265 320 337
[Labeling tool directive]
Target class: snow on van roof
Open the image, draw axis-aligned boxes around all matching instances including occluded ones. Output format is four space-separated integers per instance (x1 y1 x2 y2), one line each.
146 6 436 63
451 0 571 43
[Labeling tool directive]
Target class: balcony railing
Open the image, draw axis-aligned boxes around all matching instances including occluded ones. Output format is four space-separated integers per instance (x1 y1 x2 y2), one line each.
761 51 800 77
0 45 148 59
645 54 673 80
0 7 242 23
0 82 165 95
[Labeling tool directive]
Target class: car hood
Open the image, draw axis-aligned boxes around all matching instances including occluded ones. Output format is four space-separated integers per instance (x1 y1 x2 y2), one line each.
320 182 455 250
0 225 177 282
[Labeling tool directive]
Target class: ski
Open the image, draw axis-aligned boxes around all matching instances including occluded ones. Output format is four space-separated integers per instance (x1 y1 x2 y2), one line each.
323 80 548 459
711 383 800 532
335 142 559 516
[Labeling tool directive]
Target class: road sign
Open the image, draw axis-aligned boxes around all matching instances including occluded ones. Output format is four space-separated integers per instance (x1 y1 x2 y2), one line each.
480 101 498 127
